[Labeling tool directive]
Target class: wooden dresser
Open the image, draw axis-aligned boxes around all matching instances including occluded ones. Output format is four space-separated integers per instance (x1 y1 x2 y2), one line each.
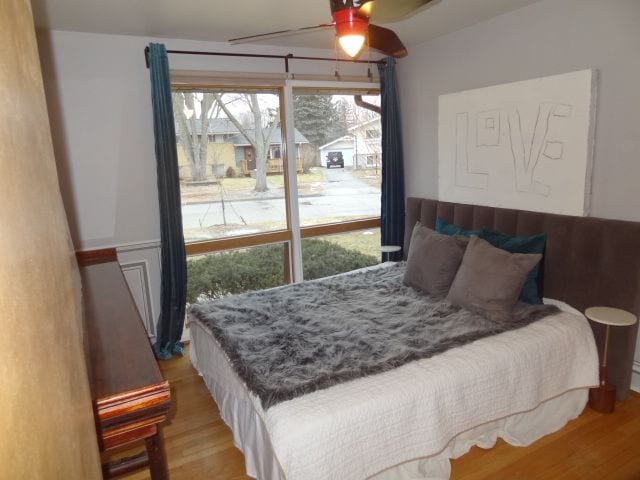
79 250 171 479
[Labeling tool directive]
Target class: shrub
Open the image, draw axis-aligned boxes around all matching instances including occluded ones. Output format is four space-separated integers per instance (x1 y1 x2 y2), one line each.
225 166 236 178
301 238 378 281
186 239 378 303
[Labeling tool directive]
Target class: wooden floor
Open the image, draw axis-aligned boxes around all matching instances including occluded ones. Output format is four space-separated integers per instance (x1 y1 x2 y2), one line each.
113 348 640 480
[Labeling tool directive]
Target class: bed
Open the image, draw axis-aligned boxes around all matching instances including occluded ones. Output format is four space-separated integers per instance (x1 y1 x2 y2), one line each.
187 197 640 480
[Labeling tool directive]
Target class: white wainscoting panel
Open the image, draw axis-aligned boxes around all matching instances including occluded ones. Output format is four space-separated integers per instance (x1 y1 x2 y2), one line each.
117 241 162 341
121 260 155 339
115 240 191 344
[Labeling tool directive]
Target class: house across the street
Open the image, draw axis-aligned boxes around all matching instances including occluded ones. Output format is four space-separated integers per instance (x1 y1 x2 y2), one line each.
176 118 309 180
319 118 381 169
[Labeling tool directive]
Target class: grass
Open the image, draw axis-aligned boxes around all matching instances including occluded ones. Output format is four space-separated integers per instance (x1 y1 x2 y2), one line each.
180 170 327 204
314 229 381 259
352 168 381 188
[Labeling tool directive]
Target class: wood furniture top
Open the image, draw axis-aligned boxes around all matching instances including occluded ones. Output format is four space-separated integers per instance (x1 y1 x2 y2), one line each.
585 307 637 327
79 253 170 459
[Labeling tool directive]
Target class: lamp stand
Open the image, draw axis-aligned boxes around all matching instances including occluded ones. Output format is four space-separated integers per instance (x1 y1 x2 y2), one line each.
588 324 616 413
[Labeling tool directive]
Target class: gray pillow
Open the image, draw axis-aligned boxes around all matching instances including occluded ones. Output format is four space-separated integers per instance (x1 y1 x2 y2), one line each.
447 236 542 324
403 222 470 297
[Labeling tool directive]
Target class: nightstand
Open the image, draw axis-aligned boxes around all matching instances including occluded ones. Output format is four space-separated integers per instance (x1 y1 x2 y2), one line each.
585 306 637 413
380 245 401 262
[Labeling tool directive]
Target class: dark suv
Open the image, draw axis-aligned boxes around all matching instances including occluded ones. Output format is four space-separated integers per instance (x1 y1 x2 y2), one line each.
326 151 344 168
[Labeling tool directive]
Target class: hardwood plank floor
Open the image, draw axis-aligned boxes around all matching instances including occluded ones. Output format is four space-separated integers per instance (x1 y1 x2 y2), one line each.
113 347 640 479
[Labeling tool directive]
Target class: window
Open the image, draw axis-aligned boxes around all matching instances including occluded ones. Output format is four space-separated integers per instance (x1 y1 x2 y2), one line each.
293 91 381 227
269 145 281 160
173 81 381 300
365 128 381 139
187 243 288 301
173 89 287 241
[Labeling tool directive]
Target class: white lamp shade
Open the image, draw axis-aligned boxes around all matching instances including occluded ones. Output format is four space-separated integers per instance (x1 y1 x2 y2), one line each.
338 34 366 58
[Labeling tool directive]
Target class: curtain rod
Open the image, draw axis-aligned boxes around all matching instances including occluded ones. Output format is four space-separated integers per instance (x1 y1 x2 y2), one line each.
143 46 386 73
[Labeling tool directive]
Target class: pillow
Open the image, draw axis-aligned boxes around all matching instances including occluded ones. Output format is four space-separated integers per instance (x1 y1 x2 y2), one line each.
447 236 542 324
435 217 482 237
480 228 547 304
403 222 470 297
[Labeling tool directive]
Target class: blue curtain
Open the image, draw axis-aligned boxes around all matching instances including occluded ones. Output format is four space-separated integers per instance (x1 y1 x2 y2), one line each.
147 43 187 360
378 57 405 261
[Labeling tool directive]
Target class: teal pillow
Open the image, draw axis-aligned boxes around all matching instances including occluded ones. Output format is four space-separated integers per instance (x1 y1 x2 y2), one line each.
435 217 482 237
480 228 546 304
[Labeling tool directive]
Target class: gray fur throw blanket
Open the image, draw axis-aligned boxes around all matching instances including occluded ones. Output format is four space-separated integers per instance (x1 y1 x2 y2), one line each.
188 264 559 409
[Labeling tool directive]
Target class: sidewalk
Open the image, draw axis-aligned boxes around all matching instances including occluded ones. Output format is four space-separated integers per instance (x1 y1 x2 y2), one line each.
180 170 326 205
180 182 288 204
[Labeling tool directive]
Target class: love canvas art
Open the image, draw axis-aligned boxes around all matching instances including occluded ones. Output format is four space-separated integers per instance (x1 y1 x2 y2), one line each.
438 69 597 216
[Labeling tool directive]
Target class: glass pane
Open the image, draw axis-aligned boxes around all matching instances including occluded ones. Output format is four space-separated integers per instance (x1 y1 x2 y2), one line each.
302 229 380 281
293 93 381 227
186 243 287 303
173 90 288 242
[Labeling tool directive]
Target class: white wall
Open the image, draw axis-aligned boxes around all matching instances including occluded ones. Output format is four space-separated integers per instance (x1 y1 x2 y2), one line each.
397 0 640 391
37 30 378 338
38 30 376 250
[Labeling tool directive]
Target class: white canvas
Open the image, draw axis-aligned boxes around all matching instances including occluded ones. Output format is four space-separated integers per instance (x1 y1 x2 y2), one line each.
438 69 597 216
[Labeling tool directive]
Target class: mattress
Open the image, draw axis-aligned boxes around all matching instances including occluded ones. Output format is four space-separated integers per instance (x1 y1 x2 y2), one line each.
188 289 598 480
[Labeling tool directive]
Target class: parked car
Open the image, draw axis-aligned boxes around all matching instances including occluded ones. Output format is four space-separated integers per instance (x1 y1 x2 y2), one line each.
326 151 344 168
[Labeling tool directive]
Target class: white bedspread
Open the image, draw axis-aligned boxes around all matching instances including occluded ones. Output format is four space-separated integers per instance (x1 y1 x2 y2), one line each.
190 299 598 480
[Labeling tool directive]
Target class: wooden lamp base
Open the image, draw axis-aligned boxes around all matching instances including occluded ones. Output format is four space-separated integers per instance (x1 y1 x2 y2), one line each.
588 365 616 413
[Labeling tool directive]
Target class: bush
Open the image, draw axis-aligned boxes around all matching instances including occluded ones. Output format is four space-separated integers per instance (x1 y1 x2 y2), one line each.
301 238 378 281
186 239 378 303
225 166 236 178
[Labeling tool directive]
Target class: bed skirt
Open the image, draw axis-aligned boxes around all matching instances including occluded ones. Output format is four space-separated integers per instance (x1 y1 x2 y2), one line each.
189 319 588 480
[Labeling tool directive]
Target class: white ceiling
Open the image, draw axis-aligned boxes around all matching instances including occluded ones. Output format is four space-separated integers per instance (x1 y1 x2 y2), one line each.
31 0 542 51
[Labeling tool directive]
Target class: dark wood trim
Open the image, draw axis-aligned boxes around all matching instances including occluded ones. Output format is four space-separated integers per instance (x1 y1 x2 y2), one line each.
292 86 380 95
185 219 381 257
300 218 380 238
81 260 170 478
185 230 292 256
102 451 149 478
76 248 118 266
146 428 169 480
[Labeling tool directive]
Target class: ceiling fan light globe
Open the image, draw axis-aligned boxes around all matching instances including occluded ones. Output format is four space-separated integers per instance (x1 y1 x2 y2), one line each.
338 34 366 58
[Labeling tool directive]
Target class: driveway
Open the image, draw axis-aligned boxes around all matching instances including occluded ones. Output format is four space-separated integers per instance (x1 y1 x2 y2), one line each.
182 167 380 233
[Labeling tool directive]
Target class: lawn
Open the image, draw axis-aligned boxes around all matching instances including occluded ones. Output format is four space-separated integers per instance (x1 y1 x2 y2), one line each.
352 167 381 189
180 170 326 204
315 229 381 259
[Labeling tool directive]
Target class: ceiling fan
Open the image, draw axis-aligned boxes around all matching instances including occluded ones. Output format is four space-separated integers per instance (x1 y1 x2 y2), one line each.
229 0 436 59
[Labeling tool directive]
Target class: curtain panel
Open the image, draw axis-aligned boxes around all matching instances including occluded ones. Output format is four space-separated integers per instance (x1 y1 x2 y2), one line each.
147 43 187 359
378 57 406 261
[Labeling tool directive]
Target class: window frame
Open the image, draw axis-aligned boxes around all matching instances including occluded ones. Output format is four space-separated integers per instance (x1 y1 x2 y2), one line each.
173 76 381 285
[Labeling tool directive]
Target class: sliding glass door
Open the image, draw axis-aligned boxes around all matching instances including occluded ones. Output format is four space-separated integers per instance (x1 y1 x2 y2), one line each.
172 81 381 303
292 88 382 279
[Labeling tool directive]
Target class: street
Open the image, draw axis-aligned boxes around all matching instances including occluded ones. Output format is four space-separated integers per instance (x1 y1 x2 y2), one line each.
182 167 381 234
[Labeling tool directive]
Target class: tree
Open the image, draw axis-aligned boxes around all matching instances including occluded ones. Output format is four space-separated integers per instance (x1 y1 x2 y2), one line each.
293 95 347 148
172 92 220 182
214 93 278 192
351 96 380 127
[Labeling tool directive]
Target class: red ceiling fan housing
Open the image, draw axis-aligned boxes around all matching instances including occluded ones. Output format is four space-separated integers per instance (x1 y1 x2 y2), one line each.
332 8 369 38
229 0 435 59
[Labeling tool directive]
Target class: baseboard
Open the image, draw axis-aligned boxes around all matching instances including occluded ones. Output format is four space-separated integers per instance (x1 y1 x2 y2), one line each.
632 360 640 393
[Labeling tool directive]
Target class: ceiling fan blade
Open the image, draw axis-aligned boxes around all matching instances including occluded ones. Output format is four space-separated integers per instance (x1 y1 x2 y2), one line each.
358 1 375 18
367 24 407 58
330 0 376 17
229 24 333 45
370 0 436 23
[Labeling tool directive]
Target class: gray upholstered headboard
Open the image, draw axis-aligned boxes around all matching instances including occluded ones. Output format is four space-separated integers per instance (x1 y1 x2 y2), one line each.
405 197 640 400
